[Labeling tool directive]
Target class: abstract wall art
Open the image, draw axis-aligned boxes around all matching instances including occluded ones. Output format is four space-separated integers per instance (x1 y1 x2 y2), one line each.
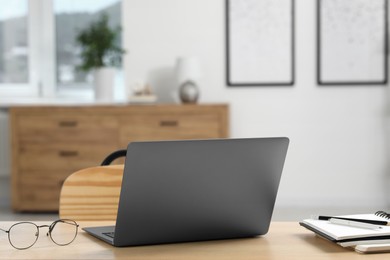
226 0 295 86
317 0 388 85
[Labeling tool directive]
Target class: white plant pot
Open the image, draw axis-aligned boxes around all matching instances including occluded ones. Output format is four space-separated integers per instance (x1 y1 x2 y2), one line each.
93 67 115 102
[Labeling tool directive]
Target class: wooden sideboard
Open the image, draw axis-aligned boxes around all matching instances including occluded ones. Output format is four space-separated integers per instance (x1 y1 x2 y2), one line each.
10 104 229 212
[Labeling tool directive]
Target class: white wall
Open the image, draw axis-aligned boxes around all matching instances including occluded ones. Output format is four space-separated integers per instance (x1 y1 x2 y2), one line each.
123 0 390 210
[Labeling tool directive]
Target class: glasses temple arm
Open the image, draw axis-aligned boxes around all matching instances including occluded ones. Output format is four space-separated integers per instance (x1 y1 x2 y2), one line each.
58 220 79 227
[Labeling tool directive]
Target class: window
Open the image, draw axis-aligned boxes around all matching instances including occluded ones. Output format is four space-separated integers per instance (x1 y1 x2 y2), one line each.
0 0 28 84
0 0 39 96
0 0 122 97
54 0 121 90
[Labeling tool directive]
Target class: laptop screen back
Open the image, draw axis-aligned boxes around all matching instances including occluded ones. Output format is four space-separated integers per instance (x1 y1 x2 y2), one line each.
114 138 289 246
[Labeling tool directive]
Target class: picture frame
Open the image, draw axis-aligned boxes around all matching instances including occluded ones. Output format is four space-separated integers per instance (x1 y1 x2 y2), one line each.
317 0 388 85
226 0 295 86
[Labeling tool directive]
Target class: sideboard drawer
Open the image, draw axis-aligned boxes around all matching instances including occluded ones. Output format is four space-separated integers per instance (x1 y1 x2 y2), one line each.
120 114 221 143
16 115 118 143
18 171 72 211
18 143 119 171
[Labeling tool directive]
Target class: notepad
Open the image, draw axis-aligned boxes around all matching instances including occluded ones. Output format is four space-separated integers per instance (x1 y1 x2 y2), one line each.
300 213 390 248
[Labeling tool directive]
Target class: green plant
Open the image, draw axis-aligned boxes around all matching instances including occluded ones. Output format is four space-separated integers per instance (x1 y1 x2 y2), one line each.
76 13 125 72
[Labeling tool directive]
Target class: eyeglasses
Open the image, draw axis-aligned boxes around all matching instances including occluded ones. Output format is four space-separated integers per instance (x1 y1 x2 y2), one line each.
0 219 79 250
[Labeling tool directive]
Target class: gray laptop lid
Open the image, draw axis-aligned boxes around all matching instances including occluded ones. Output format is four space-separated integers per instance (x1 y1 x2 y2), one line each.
114 137 289 246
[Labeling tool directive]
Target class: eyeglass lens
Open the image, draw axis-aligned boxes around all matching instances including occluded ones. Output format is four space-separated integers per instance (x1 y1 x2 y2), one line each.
50 220 78 246
8 222 39 250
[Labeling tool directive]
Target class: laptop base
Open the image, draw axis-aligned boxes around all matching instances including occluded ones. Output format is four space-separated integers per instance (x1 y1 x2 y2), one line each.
83 226 115 245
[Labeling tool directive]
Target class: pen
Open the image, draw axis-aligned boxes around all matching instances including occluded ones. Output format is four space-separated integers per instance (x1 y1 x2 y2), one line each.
316 215 389 226
329 218 383 230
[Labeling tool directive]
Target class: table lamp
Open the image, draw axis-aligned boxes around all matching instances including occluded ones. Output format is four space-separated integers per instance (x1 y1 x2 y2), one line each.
175 57 202 103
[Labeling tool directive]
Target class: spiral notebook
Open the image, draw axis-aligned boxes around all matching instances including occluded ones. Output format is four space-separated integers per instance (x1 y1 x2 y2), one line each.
300 211 390 252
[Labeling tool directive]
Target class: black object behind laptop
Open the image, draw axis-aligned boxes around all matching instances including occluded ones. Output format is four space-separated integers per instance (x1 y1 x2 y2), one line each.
83 137 289 246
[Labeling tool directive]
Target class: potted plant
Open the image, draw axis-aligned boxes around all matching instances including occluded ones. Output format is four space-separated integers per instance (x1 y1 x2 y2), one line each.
76 13 125 101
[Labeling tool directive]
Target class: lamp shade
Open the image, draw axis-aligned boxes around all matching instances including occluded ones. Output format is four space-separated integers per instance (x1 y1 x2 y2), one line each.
175 57 202 85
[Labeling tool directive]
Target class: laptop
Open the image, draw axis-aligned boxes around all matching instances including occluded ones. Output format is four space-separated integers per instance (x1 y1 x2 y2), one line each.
83 137 289 246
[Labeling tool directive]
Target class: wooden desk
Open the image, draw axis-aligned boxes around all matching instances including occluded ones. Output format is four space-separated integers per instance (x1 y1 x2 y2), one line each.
0 221 386 259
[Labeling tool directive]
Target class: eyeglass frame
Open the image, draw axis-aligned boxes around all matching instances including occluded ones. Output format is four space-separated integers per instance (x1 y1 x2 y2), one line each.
0 219 79 250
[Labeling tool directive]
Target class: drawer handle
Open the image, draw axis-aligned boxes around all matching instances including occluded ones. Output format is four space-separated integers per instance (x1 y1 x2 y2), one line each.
160 120 178 127
59 121 78 127
59 150 79 157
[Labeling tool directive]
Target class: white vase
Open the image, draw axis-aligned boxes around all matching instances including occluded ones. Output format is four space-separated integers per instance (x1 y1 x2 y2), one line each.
93 67 115 102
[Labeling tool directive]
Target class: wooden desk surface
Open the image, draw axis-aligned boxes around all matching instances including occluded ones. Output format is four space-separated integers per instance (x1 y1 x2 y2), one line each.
0 221 387 259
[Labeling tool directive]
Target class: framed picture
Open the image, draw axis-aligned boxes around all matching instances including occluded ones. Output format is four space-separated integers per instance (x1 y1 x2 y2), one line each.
317 0 388 85
226 0 295 86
